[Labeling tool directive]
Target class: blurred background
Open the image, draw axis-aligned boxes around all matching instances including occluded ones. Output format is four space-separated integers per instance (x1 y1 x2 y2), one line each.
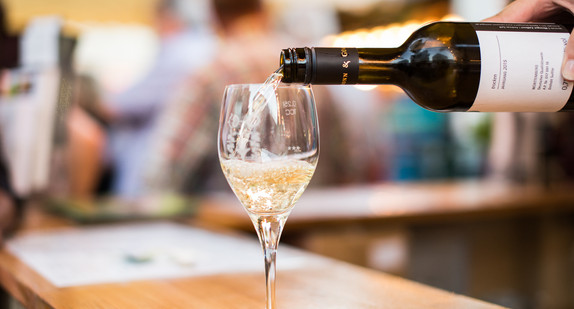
1 0 574 308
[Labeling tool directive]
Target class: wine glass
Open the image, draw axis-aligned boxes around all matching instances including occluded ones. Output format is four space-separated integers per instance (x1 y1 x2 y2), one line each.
218 83 319 309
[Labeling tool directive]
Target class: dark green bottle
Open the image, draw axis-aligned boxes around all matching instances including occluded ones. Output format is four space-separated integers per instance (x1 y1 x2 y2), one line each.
281 22 574 112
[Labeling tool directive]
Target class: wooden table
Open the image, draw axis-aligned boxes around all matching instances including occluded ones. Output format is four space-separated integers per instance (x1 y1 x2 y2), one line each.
0 208 506 309
194 180 574 308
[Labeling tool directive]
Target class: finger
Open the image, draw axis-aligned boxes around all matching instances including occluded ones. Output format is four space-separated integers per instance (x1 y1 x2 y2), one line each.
562 30 574 81
483 0 558 22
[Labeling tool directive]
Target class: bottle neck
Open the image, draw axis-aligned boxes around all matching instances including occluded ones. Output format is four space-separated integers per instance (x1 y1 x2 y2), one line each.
280 47 405 85
356 48 404 85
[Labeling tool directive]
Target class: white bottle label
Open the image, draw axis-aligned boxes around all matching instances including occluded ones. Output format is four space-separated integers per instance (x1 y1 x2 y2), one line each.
471 23 573 112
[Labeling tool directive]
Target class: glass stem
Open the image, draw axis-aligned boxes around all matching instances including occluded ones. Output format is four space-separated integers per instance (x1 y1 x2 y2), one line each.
249 212 290 309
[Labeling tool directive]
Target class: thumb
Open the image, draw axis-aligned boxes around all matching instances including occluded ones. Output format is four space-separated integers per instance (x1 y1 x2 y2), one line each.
562 31 574 81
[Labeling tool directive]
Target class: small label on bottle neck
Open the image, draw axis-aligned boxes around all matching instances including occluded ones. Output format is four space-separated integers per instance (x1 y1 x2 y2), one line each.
470 23 572 112
311 48 359 84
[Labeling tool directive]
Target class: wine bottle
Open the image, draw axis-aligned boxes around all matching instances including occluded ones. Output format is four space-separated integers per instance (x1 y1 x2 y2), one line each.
280 22 574 112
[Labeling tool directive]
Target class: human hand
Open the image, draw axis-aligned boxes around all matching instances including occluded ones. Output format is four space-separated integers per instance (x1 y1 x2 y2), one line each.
484 0 574 80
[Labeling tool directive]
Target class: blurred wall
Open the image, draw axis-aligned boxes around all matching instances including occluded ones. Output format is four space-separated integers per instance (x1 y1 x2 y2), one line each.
2 0 156 34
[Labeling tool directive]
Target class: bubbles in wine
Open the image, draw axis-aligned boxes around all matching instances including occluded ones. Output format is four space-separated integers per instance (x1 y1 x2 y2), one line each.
221 159 316 214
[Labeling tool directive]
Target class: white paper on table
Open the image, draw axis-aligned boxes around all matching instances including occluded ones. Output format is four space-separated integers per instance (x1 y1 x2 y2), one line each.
6 222 308 287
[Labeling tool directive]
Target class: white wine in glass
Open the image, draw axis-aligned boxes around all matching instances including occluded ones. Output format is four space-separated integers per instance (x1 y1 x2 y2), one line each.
218 83 319 309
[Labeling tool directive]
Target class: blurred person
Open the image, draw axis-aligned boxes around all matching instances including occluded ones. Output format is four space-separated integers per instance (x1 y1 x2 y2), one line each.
143 0 352 194
100 0 216 198
142 0 285 193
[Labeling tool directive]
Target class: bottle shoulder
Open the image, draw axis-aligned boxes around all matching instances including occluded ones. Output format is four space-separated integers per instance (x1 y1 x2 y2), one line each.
397 22 480 111
406 22 478 46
